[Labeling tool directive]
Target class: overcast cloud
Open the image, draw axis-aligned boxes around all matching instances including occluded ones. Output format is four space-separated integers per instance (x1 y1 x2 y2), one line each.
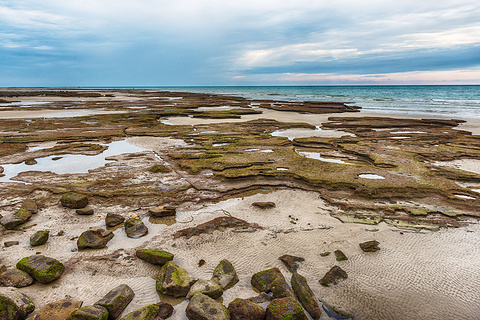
0 0 479 85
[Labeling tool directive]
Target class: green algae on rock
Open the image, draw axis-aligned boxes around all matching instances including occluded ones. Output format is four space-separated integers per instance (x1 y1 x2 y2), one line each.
0 268 34 288
77 229 114 250
95 284 134 320
67 305 109 320
135 249 174 265
60 192 88 209
155 261 198 297
30 230 50 246
319 266 348 287
228 298 265 320
0 286 35 320
119 303 159 320
291 273 322 320
186 292 230 320
265 297 307 320
16 255 65 284
212 259 239 290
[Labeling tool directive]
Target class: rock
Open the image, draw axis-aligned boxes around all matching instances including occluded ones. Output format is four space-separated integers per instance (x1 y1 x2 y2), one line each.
186 279 223 299
291 273 321 320
120 304 159 320
270 277 296 299
16 255 65 284
105 213 124 227
25 158 37 165
149 164 171 173
148 205 176 217
22 199 38 214
212 259 239 290
76 208 94 215
359 240 380 252
60 192 88 209
135 249 174 265
4 241 19 247
157 302 174 319
77 229 114 250
0 166 3 174
265 297 307 320
251 267 285 293
334 250 348 261
124 216 148 238
252 202 276 209
0 264 6 274
29 298 83 320
156 261 198 297
247 292 273 304
186 293 230 320
0 269 34 288
174 217 262 239
320 252 331 257
15 208 32 222
0 286 35 320
319 266 348 287
30 230 49 246
279 255 304 273
67 305 109 320
0 215 24 230
95 284 134 320
228 298 265 320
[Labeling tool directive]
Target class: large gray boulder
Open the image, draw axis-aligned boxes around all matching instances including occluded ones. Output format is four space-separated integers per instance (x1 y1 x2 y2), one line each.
0 269 34 288
186 293 230 320
77 229 114 250
0 286 35 320
60 192 88 209
186 279 223 300
16 255 65 284
95 284 134 320
156 261 197 297
212 259 239 290
265 297 307 320
67 305 109 320
228 298 265 320
124 217 148 238
291 272 321 320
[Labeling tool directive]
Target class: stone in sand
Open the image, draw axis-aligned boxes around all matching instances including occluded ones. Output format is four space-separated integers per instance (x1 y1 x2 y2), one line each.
186 279 223 300
334 250 348 261
77 229 114 250
105 213 124 227
252 201 276 209
155 261 198 297
279 254 305 273
319 266 348 287
25 158 37 165
228 298 265 320
157 301 174 319
251 267 285 293
0 287 35 320
212 259 239 290
0 269 34 288
76 207 94 215
247 292 273 304
270 277 296 299
29 298 83 320
124 216 148 238
291 272 322 320
1 208 32 230
16 255 64 284
148 205 176 217
186 292 230 320
60 192 88 209
119 304 159 320
4 241 19 247
265 297 307 320
95 284 134 320
22 199 38 214
67 305 109 320
0 264 6 274
135 249 174 266
359 240 380 252
30 230 49 246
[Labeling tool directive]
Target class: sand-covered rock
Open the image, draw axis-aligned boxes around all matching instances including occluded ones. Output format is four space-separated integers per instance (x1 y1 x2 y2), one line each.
228 298 265 320
0 286 35 320
95 284 134 320
135 249 174 265
28 298 83 320
212 259 239 290
186 292 230 320
60 192 88 209
105 213 124 227
359 240 380 252
67 305 109 320
30 230 49 246
251 267 285 293
334 250 348 261
16 255 64 284
124 216 148 238
291 273 321 320
265 297 307 320
252 201 276 209
77 229 114 250
156 261 197 297
319 266 348 287
0 269 34 288
148 205 176 217
186 279 223 299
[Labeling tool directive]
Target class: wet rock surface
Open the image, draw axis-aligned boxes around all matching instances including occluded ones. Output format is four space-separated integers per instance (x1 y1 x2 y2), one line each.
265 297 307 320
28 298 83 320
155 261 198 297
135 249 174 265
251 267 285 293
105 213 124 227
186 279 224 299
0 268 34 288
148 205 176 217
30 230 49 246
279 254 304 273
320 266 348 287
124 216 148 238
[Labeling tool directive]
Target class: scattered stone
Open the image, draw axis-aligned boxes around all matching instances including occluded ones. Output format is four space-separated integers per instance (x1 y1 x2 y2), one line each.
95 284 134 320
0 208 32 230
67 305 109 320
0 166 3 174
105 213 124 227
76 208 94 215
124 216 148 238
359 240 380 252
0 287 35 320
22 199 38 214
77 229 114 250
252 202 276 209
270 277 296 299
319 266 348 287
320 252 331 257
174 217 262 239
198 259 206 267
4 241 19 247
120 303 159 320
247 292 273 304
251 267 285 293
334 250 348 261
28 298 83 320
186 279 223 300
228 298 265 320
212 259 239 290
56 230 65 236
265 297 307 320
279 254 305 272
60 192 88 209
291 273 322 320
15 208 32 222
135 249 174 266
186 292 230 320
148 205 176 217
25 158 37 165
16 255 65 284
30 230 49 246
0 269 34 288
157 301 174 319
156 261 198 297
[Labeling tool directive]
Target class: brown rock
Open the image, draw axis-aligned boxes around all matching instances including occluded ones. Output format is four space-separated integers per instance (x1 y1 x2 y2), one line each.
359 240 380 252
29 299 83 320
174 217 262 239
22 199 38 214
279 254 304 272
148 205 176 217
76 208 94 215
228 298 265 320
319 266 348 287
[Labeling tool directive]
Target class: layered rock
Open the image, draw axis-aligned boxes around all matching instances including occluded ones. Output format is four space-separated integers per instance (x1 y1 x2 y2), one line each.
16 255 65 284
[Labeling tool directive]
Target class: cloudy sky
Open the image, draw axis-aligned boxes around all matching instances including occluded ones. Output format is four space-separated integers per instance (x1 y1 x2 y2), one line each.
1 0 479 86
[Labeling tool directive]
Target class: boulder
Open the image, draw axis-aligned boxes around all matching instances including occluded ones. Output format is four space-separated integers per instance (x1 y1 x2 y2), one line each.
77 229 114 250
334 250 348 261
270 277 296 299
0 208 32 230
359 240 380 252
76 208 94 215
212 259 239 290
4 241 19 247
252 202 276 209
186 293 230 320
15 208 32 222
278 255 304 273
60 192 88 209
157 301 174 319
119 304 159 320
0 286 35 320
319 266 348 287
95 284 134 320
251 267 285 293
247 292 273 304
148 205 176 217
30 230 49 246
186 279 223 299
67 305 109 320
22 199 38 214
265 297 307 320
0 269 34 288
174 217 262 239
135 249 174 266
105 213 124 227
291 273 321 320
0 264 6 274
156 261 198 297
124 216 148 238
28 298 83 320
228 298 265 320
16 255 65 284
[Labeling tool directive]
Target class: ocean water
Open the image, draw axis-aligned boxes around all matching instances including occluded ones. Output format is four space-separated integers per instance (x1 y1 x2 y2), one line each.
153 85 480 120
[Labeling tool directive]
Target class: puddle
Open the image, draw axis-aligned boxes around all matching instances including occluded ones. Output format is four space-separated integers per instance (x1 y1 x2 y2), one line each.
244 148 273 153
271 126 353 140
297 151 350 164
454 194 476 200
212 143 229 147
0 101 50 107
199 131 218 134
359 173 385 179
276 167 288 171
390 136 411 139
432 160 480 175
0 140 145 183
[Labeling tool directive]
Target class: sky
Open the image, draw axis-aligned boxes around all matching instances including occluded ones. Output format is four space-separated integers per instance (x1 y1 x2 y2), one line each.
1 0 480 86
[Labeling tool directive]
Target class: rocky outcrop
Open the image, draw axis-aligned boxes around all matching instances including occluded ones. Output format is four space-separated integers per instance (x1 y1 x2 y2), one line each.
16 255 65 284
95 284 134 320
60 192 88 209
319 266 348 287
67 305 109 320
0 286 35 320
124 216 148 238
148 205 176 217
212 259 239 290
279 254 304 273
265 297 307 320
0 269 34 288
186 293 230 320
156 261 198 297
105 213 124 227
30 230 49 246
135 249 174 265
228 298 265 320
186 279 223 299
77 229 114 250
174 217 262 239
291 273 321 320
28 299 83 320
251 267 285 293
359 240 380 252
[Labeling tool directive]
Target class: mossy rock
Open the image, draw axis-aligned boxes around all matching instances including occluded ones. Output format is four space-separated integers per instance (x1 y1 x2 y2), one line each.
319 266 348 287
155 261 198 297
228 298 265 320
67 305 109 320
16 255 65 284
76 208 94 215
291 273 321 320
334 250 348 261
212 259 239 290
21 199 38 214
95 284 134 320
30 298 83 320
77 229 114 250
120 303 159 320
135 249 174 265
0 215 24 230
0 268 34 288
15 208 32 222
269 277 296 299
265 297 307 320
186 292 230 320
124 217 148 238
251 267 285 293
0 286 35 320
105 213 124 227
359 240 380 252
30 230 49 246
279 254 304 273
186 279 223 300
60 192 88 209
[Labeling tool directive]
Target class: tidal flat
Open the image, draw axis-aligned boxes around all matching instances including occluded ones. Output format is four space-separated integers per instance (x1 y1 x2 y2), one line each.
1 88 480 320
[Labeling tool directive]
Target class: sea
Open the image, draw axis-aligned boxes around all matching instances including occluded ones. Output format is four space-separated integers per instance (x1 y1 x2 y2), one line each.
151 85 480 120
